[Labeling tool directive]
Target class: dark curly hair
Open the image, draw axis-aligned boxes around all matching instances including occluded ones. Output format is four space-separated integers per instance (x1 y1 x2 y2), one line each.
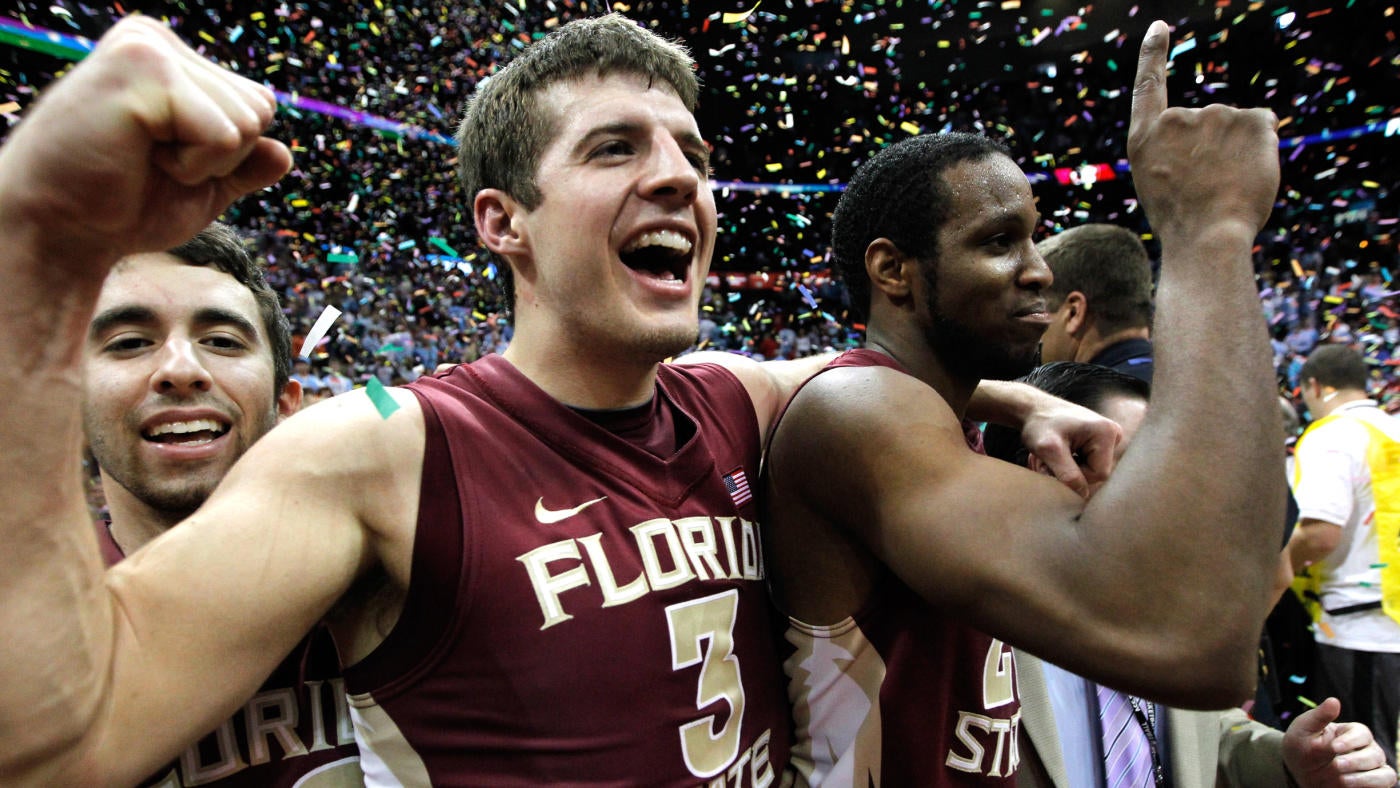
830 132 1010 320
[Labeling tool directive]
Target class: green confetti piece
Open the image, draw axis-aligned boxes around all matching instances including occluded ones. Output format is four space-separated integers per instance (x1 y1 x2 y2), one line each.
327 252 358 264
430 237 460 257
1371 563 1389 569
365 377 400 420
1297 696 1318 709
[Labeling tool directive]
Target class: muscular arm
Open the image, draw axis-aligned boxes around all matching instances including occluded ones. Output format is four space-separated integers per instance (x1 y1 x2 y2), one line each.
765 22 1284 708
5 314 421 784
680 352 1118 479
75 393 420 786
968 379 1121 495
0 17 414 785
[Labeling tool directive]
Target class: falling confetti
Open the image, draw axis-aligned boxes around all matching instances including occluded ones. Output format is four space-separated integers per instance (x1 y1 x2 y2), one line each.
365 377 401 420
299 306 343 358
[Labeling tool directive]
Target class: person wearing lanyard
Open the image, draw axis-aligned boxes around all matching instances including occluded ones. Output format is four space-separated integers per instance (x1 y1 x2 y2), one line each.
1291 343 1400 770
983 361 1396 788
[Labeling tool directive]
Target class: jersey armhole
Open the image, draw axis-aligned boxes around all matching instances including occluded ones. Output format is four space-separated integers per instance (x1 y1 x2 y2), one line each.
342 385 468 697
669 361 763 452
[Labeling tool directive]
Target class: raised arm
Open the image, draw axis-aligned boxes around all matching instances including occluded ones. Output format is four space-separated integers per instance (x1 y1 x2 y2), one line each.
767 21 1284 708
72 392 419 786
0 17 404 785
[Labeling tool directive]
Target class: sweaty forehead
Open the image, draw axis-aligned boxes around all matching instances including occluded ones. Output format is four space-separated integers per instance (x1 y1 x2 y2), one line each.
541 72 700 139
943 154 1033 214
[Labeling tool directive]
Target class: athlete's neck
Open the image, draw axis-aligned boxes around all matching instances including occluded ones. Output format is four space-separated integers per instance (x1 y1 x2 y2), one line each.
102 472 188 554
503 337 661 410
864 331 979 419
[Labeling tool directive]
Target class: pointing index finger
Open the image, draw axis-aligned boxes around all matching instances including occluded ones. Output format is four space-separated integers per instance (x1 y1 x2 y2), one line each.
1129 20 1170 154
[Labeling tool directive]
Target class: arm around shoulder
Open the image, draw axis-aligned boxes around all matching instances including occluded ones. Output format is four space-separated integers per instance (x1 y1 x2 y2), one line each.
675 350 835 440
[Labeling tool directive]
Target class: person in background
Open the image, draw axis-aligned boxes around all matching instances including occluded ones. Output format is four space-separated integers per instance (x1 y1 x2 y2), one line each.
985 361 1395 788
1036 222 1155 383
1290 343 1400 768
83 222 361 785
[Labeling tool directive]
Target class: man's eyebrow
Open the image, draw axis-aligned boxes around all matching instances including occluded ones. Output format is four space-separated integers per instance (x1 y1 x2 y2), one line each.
192 307 261 341
678 131 710 163
88 305 156 341
87 306 261 343
976 206 1039 231
571 122 710 162
572 121 643 156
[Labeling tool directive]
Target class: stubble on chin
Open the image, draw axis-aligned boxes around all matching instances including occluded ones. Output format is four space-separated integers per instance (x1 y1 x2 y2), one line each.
635 324 701 364
928 317 1041 383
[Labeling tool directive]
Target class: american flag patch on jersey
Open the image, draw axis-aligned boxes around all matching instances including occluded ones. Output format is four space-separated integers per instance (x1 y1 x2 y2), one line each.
722 467 753 507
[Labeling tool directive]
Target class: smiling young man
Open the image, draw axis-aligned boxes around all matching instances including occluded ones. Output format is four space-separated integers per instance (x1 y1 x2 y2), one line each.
83 223 362 786
88 227 298 545
764 24 1288 784
1 13 1145 787
0 15 807 785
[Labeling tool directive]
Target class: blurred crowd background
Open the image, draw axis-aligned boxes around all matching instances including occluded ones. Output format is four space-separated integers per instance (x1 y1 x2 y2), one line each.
0 0 1395 412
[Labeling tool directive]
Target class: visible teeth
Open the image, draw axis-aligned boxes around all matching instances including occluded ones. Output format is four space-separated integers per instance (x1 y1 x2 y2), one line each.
147 419 225 437
621 230 692 255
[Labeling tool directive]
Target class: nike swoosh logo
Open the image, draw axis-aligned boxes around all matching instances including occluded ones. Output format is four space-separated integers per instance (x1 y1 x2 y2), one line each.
534 496 607 524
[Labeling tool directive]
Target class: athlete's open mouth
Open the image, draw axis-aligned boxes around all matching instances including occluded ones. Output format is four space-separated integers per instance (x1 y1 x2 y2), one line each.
142 418 230 446
620 229 692 282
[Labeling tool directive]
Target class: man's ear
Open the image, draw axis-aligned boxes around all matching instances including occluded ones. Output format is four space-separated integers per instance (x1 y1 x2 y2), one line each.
474 188 528 258
866 238 914 304
1062 291 1090 337
277 379 302 419
1306 378 1328 403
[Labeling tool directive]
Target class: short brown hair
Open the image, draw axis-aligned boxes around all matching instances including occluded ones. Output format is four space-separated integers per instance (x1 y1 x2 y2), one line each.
1038 223 1154 334
1300 344 1369 392
454 13 699 307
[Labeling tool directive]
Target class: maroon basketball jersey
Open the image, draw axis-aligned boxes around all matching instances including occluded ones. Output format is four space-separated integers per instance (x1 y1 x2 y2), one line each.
343 355 791 786
775 350 1021 785
95 524 361 787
